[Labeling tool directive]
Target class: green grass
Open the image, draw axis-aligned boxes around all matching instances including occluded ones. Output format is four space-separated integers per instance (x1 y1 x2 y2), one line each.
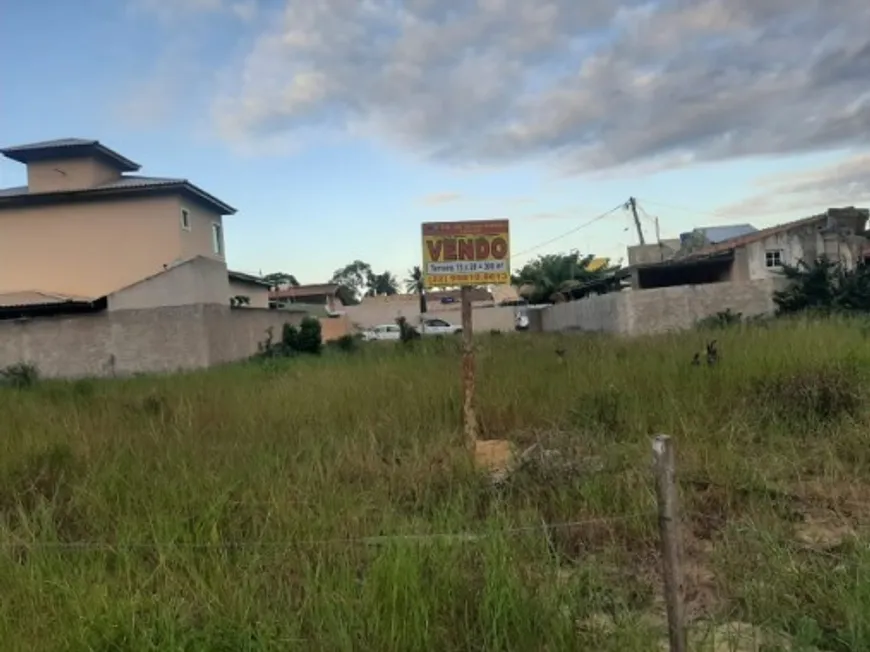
2 319 870 650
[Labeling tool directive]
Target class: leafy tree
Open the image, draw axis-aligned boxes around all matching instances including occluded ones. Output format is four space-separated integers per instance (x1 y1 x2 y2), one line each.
262 272 299 287
512 251 618 304
330 260 372 304
774 257 870 315
773 258 841 315
334 285 359 306
405 265 428 313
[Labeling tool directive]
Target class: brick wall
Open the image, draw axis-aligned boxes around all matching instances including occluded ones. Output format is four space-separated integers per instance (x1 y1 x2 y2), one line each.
0 305 304 379
320 315 351 341
542 279 784 335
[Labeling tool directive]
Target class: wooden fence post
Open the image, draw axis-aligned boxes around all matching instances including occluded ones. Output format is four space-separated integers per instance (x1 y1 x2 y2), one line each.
652 435 686 652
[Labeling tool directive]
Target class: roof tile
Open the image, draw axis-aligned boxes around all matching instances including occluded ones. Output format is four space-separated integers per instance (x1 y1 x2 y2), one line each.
0 174 235 215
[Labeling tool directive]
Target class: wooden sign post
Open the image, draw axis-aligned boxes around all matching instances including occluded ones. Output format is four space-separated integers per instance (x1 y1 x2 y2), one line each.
420 219 511 448
460 285 477 447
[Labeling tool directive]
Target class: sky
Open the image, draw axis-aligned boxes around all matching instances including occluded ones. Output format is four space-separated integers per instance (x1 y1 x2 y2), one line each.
1 0 869 284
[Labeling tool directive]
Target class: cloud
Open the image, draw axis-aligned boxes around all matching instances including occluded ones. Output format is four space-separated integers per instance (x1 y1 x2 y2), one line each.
211 0 870 171
421 192 462 205
716 153 870 217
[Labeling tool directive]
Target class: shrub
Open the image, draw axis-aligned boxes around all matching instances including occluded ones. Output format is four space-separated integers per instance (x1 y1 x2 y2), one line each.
253 317 323 360
0 362 39 388
773 257 870 316
281 323 299 352
296 317 323 355
330 334 360 353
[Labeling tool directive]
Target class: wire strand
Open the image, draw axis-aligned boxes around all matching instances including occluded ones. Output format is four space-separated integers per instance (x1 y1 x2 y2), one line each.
512 203 627 261
0 513 652 552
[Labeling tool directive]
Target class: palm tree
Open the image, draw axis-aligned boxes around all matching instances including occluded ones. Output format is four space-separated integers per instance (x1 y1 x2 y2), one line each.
404 266 427 313
512 251 617 304
365 271 400 297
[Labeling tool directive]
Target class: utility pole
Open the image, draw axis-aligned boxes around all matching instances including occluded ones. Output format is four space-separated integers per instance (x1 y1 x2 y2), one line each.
627 197 646 246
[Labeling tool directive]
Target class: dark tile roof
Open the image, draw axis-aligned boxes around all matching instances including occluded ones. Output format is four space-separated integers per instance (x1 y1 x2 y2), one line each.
0 175 181 198
3 138 95 150
270 284 339 300
0 175 236 215
228 270 272 287
1 138 140 172
0 290 98 308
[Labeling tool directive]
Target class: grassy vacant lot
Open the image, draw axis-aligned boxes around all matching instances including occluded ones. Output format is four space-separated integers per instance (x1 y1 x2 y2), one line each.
2 320 870 651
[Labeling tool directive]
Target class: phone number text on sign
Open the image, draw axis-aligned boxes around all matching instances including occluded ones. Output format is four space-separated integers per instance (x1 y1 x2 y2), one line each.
421 220 511 289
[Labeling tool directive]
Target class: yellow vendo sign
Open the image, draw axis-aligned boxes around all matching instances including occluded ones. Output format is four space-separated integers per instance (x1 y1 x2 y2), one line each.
421 219 510 289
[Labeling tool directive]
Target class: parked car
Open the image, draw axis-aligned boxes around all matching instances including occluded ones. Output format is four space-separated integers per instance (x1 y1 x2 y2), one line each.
419 317 462 336
361 324 401 341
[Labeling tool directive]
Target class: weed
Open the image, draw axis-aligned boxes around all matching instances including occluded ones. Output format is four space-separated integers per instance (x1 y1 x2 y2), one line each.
750 363 864 424
1 320 870 649
0 362 39 388
330 333 361 353
697 309 743 330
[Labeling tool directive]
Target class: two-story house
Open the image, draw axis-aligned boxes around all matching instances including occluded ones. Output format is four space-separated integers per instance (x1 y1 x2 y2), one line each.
0 138 237 310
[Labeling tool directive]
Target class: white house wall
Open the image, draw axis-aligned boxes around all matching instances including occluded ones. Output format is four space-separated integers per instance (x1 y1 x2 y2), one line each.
746 232 806 280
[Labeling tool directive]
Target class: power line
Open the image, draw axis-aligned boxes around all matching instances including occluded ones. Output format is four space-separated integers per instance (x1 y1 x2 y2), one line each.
512 203 626 260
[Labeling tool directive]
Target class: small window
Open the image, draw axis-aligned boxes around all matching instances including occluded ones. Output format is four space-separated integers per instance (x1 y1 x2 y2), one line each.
211 222 223 256
180 208 191 231
765 250 783 268
427 319 449 327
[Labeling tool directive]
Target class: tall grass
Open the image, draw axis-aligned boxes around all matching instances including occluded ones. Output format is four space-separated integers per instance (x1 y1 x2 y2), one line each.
2 318 870 650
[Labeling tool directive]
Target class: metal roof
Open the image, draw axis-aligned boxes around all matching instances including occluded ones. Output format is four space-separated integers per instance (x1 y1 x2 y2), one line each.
684 213 833 260
1 138 141 172
695 224 758 243
0 175 237 215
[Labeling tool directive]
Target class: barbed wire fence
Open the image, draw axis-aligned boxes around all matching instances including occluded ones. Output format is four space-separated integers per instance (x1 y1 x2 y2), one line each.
0 435 719 652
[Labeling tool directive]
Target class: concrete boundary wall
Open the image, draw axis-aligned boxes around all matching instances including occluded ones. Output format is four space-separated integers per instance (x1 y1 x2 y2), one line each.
0 304 304 378
345 302 517 332
542 279 783 335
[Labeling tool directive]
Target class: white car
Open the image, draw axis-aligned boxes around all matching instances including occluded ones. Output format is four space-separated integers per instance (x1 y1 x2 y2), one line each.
361 324 401 341
419 317 462 336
